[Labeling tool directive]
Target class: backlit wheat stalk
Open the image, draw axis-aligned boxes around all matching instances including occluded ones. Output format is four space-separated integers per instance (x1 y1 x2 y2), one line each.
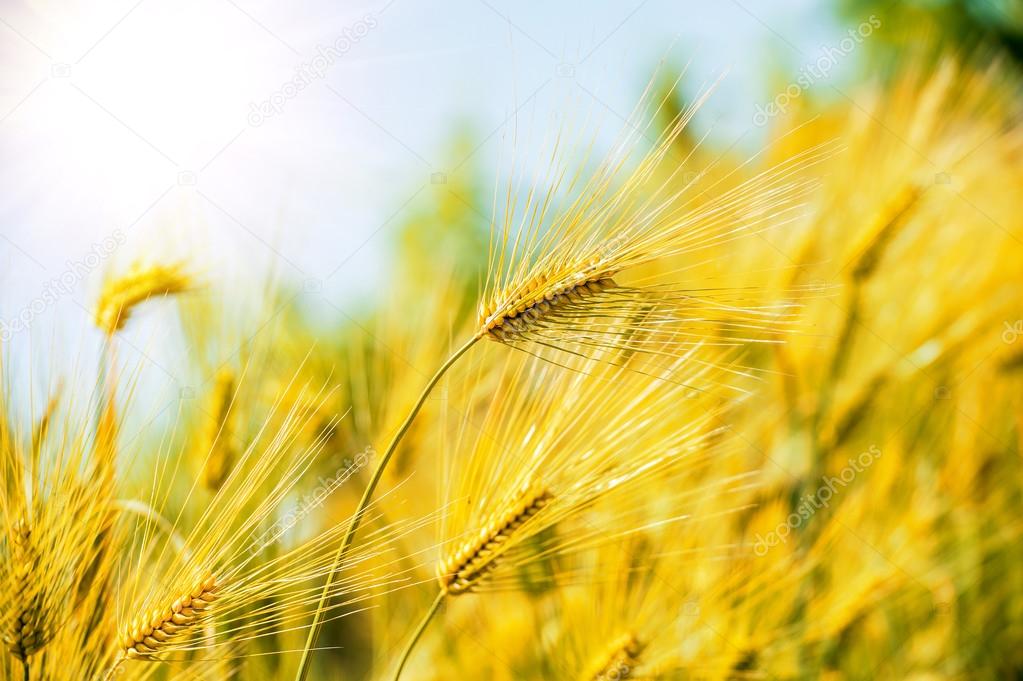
386 344 759 679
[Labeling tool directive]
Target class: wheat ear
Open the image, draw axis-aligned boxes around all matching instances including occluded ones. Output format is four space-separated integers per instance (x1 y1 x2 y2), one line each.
94 262 192 336
390 486 553 681
482 275 618 342
438 485 553 595
119 572 219 660
295 335 479 681
3 520 44 663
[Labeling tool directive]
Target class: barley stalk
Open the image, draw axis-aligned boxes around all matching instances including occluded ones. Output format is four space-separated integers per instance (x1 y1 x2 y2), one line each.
296 334 479 680
389 590 445 681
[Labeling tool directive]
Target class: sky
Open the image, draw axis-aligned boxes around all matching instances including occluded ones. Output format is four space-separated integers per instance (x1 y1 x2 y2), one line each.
0 0 860 408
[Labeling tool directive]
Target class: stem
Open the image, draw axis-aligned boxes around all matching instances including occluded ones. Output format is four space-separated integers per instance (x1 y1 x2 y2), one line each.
294 335 479 681
391 590 446 681
21 658 29 681
102 658 124 681
96 338 111 437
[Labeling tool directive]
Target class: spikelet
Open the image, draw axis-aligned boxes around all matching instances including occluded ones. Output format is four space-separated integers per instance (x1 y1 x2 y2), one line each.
94 262 193 335
476 76 828 372
30 387 60 460
120 572 220 659
847 182 922 281
438 484 552 595
3 519 44 661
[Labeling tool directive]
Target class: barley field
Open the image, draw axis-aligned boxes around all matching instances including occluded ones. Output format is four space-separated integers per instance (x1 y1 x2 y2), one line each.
2 2 1022 679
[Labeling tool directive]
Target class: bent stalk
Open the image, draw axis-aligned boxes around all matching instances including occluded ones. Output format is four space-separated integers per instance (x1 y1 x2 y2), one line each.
294 335 479 680
391 590 446 681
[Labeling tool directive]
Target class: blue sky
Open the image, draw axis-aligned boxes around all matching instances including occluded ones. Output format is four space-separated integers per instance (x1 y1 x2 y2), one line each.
0 0 858 402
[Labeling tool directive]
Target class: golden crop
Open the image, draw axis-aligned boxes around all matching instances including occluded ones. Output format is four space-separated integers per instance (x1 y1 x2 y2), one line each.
2 45 1022 681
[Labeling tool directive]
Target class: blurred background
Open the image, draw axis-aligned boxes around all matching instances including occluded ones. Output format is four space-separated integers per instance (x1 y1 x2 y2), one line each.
0 1 882 370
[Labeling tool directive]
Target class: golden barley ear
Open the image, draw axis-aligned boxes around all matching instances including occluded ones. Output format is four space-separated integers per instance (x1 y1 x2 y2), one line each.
476 80 830 375
482 277 808 378
94 262 194 335
3 519 47 661
120 572 219 660
438 485 553 595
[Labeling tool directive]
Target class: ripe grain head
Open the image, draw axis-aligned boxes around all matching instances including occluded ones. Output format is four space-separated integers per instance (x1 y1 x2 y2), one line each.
477 75 830 374
94 262 194 336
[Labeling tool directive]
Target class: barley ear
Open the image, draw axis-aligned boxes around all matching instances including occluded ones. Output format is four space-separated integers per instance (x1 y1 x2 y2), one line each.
438 485 553 595
3 520 46 661
120 572 219 660
94 262 193 336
